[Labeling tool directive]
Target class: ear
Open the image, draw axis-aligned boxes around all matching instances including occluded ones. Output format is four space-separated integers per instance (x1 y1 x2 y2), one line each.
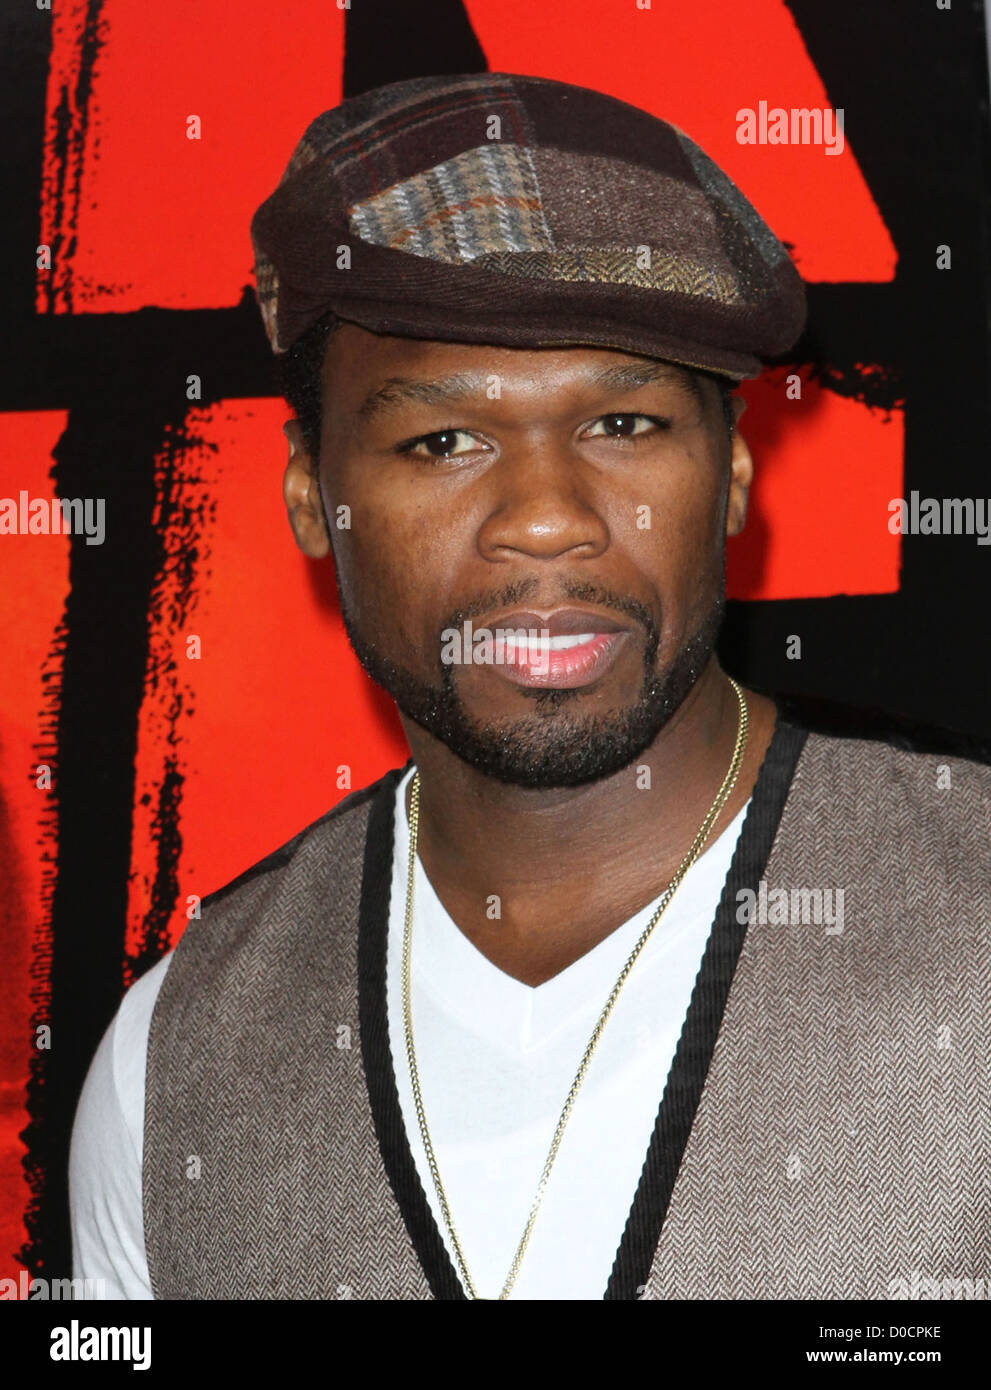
725 397 753 538
282 419 331 558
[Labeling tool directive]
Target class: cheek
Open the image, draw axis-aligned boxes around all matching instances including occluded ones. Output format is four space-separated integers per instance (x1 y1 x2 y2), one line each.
333 522 410 635
323 467 453 643
606 453 727 654
614 452 726 573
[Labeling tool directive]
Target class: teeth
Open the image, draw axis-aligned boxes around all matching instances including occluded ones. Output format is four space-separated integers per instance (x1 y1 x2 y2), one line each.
503 632 597 652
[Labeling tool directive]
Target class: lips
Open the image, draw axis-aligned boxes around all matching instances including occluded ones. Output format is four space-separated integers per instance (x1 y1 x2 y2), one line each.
476 606 632 689
488 607 628 637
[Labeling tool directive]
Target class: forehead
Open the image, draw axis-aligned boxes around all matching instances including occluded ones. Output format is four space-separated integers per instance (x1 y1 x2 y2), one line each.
321 322 707 417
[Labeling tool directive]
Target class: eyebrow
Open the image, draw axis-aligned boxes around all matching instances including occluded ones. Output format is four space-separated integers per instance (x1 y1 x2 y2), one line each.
354 359 701 426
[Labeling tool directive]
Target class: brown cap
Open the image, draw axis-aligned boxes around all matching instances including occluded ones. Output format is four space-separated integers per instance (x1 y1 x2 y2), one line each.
250 72 807 379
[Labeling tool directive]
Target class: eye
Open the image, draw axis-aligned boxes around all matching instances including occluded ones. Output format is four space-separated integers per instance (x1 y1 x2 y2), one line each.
583 413 669 439
397 428 483 459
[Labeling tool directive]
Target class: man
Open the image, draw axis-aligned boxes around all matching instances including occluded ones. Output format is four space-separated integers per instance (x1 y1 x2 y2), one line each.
70 72 991 1301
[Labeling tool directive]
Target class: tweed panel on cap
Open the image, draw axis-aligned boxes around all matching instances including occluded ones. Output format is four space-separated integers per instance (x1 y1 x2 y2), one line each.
250 72 806 378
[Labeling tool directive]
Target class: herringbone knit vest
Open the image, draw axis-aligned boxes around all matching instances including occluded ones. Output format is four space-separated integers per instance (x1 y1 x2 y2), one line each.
143 713 991 1299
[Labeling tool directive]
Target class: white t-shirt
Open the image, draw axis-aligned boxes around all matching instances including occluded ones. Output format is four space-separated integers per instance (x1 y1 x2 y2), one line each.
70 768 748 1299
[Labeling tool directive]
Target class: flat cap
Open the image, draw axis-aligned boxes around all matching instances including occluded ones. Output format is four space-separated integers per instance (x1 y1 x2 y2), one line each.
250 72 807 379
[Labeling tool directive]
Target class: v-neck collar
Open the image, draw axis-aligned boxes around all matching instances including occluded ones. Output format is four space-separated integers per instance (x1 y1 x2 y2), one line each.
393 763 751 1054
357 708 809 1300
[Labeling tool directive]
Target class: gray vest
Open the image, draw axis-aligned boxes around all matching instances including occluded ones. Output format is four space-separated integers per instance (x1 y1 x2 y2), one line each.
143 714 991 1298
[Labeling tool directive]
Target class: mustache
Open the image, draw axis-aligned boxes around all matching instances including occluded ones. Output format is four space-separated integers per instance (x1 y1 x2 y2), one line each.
439 577 658 645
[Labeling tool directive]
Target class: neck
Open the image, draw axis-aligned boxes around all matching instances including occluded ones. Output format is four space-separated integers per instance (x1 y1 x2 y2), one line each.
398 659 778 985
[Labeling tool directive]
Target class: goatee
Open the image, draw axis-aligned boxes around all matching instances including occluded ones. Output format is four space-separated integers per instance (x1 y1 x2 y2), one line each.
339 580 725 789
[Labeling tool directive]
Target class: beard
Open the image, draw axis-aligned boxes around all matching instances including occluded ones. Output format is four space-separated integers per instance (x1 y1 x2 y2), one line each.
338 577 725 789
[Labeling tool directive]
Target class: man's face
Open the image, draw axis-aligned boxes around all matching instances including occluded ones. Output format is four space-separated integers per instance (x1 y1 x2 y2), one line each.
290 323 752 788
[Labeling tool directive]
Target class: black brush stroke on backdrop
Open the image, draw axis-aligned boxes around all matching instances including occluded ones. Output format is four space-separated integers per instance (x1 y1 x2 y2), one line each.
343 0 487 95
1 0 989 1279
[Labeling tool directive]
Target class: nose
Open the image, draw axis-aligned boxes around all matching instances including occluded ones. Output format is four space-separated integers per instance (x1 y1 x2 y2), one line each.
476 443 610 564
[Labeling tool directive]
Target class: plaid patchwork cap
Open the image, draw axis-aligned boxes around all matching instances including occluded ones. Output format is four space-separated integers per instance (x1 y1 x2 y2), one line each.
250 72 807 379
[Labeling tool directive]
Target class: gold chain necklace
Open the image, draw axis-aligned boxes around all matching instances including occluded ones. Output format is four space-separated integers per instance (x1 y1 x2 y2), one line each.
400 677 749 1300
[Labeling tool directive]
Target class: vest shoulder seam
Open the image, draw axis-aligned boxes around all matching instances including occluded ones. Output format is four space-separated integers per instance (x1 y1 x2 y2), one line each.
199 761 411 915
799 725 991 776
774 694 991 766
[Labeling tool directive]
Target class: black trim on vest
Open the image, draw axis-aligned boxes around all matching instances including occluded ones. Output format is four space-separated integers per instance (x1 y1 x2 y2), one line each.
603 712 809 1299
357 759 467 1301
